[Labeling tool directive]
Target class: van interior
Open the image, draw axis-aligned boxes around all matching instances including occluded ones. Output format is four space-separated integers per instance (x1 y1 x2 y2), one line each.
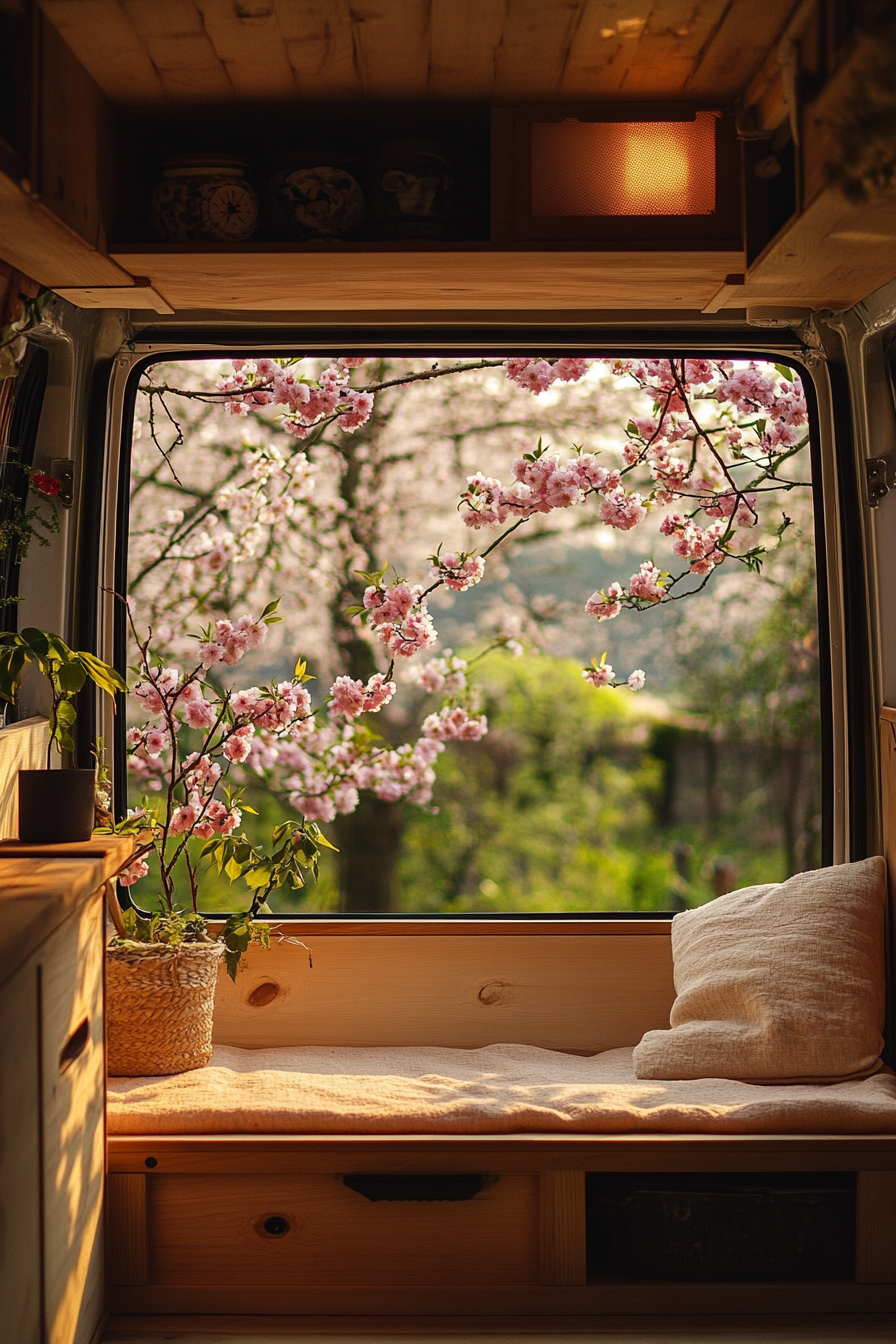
1 2 896 1343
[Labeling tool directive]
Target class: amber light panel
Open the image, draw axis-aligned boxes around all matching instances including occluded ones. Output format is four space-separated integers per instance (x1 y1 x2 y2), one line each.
531 112 717 217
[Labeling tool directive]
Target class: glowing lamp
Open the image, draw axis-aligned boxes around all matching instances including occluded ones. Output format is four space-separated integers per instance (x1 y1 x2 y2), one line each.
491 106 740 247
531 112 718 218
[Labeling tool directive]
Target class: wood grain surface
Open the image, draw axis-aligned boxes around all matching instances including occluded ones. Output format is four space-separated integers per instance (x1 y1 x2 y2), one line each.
0 834 134 988
38 2 796 106
147 1172 539 1287
211 934 676 1052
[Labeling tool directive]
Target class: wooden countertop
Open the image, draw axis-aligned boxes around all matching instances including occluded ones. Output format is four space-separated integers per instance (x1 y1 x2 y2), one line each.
0 835 134 987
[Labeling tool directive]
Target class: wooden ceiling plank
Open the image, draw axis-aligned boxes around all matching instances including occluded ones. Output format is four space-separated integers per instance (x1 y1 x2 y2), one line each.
348 0 432 99
276 1 359 98
606 1 726 99
428 0 505 99
37 0 166 104
558 0 670 100
683 0 795 101
119 0 235 101
194 0 298 100
493 0 588 100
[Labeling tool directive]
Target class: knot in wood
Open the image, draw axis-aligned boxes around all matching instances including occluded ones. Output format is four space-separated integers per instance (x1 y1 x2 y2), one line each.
478 980 513 1006
247 980 281 1008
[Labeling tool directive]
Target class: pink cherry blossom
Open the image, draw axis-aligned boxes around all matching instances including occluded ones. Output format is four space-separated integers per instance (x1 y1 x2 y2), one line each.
292 794 337 823
432 552 486 591
223 724 255 762
332 784 360 813
627 669 646 691
329 676 366 716
336 389 374 432
144 727 169 757
583 663 614 688
585 582 624 621
629 562 666 603
184 697 217 731
363 581 437 658
599 488 647 531
169 803 198 834
118 857 149 887
552 358 592 382
422 706 488 741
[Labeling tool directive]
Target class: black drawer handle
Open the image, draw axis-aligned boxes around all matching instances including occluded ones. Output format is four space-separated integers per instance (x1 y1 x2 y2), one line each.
59 1017 89 1070
343 1174 490 1202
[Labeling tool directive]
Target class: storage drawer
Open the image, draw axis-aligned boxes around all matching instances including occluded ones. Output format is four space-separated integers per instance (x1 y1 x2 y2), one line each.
148 1172 539 1286
41 891 105 1344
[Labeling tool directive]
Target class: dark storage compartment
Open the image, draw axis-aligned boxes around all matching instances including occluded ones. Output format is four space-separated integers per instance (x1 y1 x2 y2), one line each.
586 1172 856 1283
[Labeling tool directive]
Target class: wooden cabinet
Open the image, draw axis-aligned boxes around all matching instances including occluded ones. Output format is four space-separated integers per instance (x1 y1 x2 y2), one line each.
0 892 105 1344
0 839 131 1344
41 892 105 1344
0 959 43 1344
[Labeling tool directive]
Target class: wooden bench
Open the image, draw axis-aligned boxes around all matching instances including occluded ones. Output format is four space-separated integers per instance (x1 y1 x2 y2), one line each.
106 916 896 1327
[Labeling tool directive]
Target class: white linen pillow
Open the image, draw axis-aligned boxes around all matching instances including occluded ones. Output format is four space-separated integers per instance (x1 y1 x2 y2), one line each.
632 857 887 1083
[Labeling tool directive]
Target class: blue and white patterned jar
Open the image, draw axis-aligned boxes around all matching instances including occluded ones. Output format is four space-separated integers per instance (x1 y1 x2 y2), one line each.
151 155 258 243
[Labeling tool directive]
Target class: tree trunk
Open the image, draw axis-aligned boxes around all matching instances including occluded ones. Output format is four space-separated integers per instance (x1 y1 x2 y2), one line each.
333 794 405 912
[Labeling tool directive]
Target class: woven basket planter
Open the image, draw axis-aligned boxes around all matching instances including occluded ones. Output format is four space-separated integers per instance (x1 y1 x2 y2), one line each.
106 941 225 1076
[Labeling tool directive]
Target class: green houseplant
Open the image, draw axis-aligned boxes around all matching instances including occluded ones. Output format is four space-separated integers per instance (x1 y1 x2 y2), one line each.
0 627 126 842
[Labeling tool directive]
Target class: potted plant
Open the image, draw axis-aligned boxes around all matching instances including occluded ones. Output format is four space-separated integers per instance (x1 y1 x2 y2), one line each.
105 600 327 1077
0 627 126 842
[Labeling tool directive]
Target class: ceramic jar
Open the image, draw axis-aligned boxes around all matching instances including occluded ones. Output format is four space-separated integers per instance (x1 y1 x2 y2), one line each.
151 155 258 243
367 138 455 240
265 156 365 241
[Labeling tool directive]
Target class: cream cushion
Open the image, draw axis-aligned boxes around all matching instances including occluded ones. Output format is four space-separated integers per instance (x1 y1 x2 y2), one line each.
106 1042 896 1135
632 857 887 1083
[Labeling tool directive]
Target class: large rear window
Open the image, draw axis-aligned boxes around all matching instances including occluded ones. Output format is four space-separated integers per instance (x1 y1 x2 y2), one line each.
122 354 820 916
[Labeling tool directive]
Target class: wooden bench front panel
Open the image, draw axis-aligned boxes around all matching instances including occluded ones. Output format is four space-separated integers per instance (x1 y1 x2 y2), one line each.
142 1172 539 1288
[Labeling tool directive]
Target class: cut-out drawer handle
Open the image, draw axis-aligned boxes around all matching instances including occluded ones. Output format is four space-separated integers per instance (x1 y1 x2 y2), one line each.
343 1174 489 1202
59 1017 90 1070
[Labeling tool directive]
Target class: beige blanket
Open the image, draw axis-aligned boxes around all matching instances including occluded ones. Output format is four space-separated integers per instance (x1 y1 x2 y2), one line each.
107 1043 896 1135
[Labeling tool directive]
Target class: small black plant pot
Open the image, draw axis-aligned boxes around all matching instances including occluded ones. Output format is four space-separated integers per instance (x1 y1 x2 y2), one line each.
18 769 96 844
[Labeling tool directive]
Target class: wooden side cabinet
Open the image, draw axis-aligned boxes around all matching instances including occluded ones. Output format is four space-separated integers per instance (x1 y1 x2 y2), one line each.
0 955 43 1343
0 860 111 1344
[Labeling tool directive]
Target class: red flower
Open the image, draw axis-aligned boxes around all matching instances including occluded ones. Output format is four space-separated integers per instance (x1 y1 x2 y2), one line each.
29 473 60 497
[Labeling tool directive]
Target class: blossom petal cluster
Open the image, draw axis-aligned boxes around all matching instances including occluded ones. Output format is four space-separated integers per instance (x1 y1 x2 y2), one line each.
430 552 485 591
199 614 268 668
329 673 397 717
217 357 374 439
503 357 593 395
362 581 437 658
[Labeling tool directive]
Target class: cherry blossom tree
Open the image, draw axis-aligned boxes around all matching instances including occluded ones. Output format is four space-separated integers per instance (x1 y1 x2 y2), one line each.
128 354 810 911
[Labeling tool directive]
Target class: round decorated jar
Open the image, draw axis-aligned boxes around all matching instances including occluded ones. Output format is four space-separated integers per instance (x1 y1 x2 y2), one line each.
151 155 258 243
367 139 455 240
265 156 365 241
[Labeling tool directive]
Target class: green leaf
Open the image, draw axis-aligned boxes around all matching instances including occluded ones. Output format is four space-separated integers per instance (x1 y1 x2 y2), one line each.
773 363 795 382
55 699 77 725
260 599 281 618
224 856 243 881
56 660 87 693
77 651 127 693
244 867 272 889
19 628 51 656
